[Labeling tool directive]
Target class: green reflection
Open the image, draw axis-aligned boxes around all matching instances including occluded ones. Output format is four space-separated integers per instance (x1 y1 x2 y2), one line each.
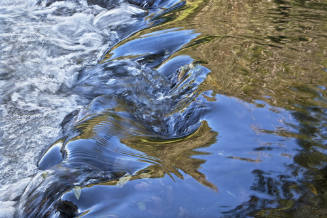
121 121 218 191
115 0 327 110
79 120 218 191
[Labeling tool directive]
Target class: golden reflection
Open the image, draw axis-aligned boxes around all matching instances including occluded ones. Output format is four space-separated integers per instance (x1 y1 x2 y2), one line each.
104 0 327 110
64 107 218 190
122 121 218 191
91 121 218 191
102 0 209 61
71 111 152 141
179 0 327 109
226 156 261 163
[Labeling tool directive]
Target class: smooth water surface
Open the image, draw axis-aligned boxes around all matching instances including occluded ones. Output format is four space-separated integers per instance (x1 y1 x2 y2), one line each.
1 0 327 217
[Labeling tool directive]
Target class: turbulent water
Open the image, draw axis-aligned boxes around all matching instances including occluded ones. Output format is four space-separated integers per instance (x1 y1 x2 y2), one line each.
1 0 327 217
0 0 145 185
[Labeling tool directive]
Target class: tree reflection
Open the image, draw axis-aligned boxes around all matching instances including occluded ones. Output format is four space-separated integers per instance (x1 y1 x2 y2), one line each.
223 104 327 217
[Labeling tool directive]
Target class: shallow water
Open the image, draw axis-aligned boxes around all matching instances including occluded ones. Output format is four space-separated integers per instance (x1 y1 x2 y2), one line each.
1 0 327 217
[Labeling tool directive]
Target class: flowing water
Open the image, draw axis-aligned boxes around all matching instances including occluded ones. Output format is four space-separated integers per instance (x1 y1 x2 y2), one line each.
0 0 327 217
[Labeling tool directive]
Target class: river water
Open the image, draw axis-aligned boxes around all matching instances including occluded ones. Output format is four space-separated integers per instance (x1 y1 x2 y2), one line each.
0 0 327 217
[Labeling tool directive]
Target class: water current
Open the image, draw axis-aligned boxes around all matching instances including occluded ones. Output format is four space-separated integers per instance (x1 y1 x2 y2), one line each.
1 0 327 217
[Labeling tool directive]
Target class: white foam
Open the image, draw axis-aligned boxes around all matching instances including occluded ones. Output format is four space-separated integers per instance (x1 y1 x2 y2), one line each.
0 202 15 218
0 0 146 186
0 178 31 218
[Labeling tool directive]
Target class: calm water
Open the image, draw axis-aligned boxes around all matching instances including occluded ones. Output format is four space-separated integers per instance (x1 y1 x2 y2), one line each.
1 0 327 217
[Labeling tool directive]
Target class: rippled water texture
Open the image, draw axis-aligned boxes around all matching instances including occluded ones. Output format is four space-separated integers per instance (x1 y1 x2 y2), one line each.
1 0 327 217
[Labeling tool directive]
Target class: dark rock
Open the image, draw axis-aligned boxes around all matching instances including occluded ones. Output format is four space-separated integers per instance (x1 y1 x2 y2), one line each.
56 200 78 218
